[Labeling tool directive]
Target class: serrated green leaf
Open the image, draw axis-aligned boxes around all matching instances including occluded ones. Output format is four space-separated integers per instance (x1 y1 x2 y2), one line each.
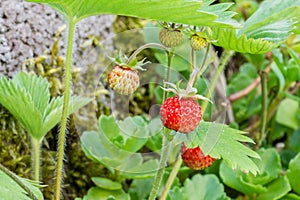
212 0 300 54
287 153 300 195
83 187 130 200
42 96 92 134
25 0 240 28
0 72 92 140
0 168 44 200
212 28 279 54
13 72 50 114
239 0 300 40
91 177 122 190
174 121 260 175
0 73 43 140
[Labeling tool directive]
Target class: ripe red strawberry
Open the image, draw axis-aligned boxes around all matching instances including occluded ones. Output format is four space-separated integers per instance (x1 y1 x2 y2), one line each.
159 28 184 48
160 96 202 134
108 65 139 95
181 143 215 170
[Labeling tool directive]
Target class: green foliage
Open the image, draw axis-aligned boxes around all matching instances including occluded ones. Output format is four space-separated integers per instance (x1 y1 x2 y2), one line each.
0 169 43 200
81 115 159 179
91 177 122 190
227 63 260 122
212 0 300 54
0 72 92 140
168 174 228 200
220 148 291 199
82 187 130 200
174 121 260 175
276 98 300 130
287 153 300 195
25 0 239 28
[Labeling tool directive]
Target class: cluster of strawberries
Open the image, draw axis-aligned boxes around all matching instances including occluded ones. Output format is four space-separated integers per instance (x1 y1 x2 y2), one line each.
107 25 215 170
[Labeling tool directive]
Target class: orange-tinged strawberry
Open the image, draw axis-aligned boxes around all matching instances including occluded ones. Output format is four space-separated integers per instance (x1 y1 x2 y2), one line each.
108 65 139 95
181 143 215 170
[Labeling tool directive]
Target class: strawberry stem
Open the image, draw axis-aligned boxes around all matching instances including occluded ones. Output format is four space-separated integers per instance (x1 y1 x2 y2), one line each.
185 43 211 95
159 158 183 200
256 71 268 150
127 43 169 65
148 51 173 200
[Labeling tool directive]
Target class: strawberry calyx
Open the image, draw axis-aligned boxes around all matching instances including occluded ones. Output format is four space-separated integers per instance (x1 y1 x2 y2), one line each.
109 50 149 71
161 80 212 103
186 27 217 44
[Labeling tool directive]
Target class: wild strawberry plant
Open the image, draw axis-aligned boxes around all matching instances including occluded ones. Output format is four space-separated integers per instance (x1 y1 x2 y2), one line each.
0 0 299 200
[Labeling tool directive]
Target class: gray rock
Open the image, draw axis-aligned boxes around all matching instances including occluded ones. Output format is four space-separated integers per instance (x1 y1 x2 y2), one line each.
0 0 114 77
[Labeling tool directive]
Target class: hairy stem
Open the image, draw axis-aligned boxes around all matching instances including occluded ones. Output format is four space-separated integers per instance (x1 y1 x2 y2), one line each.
202 50 234 114
159 158 182 200
256 71 268 149
0 163 39 200
55 20 75 200
127 43 169 64
32 138 41 182
148 51 173 200
158 45 213 199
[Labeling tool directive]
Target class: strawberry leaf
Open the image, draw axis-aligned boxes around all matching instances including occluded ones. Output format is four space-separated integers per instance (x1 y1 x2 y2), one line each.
174 121 260 175
287 153 300 195
25 0 240 28
220 148 282 195
212 0 300 54
0 72 91 140
0 168 44 200
81 115 159 179
169 174 229 200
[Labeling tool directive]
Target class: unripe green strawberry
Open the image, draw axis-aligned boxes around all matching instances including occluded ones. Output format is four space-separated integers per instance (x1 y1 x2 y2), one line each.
160 96 202 134
190 34 207 50
108 65 139 95
159 28 184 48
181 143 215 170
